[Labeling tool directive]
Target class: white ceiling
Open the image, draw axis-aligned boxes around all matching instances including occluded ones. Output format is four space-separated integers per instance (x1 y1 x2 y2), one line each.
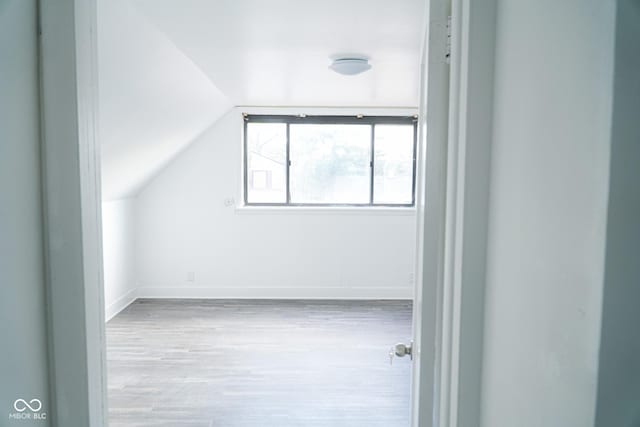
99 0 425 200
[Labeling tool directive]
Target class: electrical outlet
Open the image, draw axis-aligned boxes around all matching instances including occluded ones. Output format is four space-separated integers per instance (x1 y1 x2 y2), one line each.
187 272 195 282
223 197 235 207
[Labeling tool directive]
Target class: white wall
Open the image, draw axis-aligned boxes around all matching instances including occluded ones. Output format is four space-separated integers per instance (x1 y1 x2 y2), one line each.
102 199 137 320
595 1 640 425
481 1 616 426
0 1 51 424
134 108 416 299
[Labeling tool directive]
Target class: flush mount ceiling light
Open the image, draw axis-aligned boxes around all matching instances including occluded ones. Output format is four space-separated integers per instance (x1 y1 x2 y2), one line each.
329 56 372 76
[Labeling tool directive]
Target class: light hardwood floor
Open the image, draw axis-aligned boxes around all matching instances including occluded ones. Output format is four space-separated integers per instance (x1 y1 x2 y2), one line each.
107 299 413 427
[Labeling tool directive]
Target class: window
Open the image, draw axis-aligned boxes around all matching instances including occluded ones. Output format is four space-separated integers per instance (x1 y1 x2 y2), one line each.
244 115 417 207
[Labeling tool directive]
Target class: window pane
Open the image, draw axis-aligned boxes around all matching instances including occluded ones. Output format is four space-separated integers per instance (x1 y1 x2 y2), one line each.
373 125 414 204
246 122 287 203
290 124 371 204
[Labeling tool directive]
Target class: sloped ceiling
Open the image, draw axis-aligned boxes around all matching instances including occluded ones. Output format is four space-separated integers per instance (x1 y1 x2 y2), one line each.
99 0 424 200
98 0 232 200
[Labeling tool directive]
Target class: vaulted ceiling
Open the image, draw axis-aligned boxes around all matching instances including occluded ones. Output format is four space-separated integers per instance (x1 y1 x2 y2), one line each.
98 0 425 200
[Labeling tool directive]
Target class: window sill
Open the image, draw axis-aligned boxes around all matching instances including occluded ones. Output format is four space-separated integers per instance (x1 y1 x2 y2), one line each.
234 205 417 216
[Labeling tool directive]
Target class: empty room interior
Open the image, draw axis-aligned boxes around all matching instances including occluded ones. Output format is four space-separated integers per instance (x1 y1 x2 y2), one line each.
4 0 640 426
99 1 422 425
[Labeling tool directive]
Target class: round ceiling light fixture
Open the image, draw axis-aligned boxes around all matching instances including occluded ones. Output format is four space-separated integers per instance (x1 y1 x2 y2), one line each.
329 55 372 76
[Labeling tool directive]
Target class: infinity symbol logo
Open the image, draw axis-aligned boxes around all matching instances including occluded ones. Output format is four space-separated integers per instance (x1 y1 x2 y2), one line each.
13 399 42 412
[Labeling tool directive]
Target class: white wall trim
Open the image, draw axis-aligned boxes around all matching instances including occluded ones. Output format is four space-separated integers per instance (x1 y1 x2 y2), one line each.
426 0 496 425
235 206 417 216
237 106 418 116
105 288 139 322
105 286 413 324
135 286 413 300
412 0 494 425
446 0 495 426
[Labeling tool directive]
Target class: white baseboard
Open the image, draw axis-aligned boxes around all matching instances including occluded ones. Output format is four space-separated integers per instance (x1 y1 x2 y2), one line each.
105 288 138 322
105 287 413 322
135 286 413 300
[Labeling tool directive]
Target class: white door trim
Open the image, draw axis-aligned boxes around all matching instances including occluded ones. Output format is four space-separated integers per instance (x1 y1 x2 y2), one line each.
413 0 496 425
444 0 496 425
39 0 108 425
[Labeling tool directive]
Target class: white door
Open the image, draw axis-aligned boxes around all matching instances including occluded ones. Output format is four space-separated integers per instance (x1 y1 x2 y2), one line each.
406 0 452 425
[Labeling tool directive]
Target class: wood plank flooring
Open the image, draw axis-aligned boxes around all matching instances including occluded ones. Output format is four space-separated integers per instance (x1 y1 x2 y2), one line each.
107 299 413 427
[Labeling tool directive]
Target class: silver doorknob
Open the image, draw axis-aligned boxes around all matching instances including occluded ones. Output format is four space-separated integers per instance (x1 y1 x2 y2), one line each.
389 342 413 365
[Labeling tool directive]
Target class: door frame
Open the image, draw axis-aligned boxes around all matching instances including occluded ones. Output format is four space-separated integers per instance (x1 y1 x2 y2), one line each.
38 0 107 426
37 0 496 426
413 0 496 426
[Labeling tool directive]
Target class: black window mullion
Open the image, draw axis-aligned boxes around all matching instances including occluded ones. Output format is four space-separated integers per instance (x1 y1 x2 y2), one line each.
411 121 418 206
286 122 291 204
369 124 375 205
243 116 249 205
